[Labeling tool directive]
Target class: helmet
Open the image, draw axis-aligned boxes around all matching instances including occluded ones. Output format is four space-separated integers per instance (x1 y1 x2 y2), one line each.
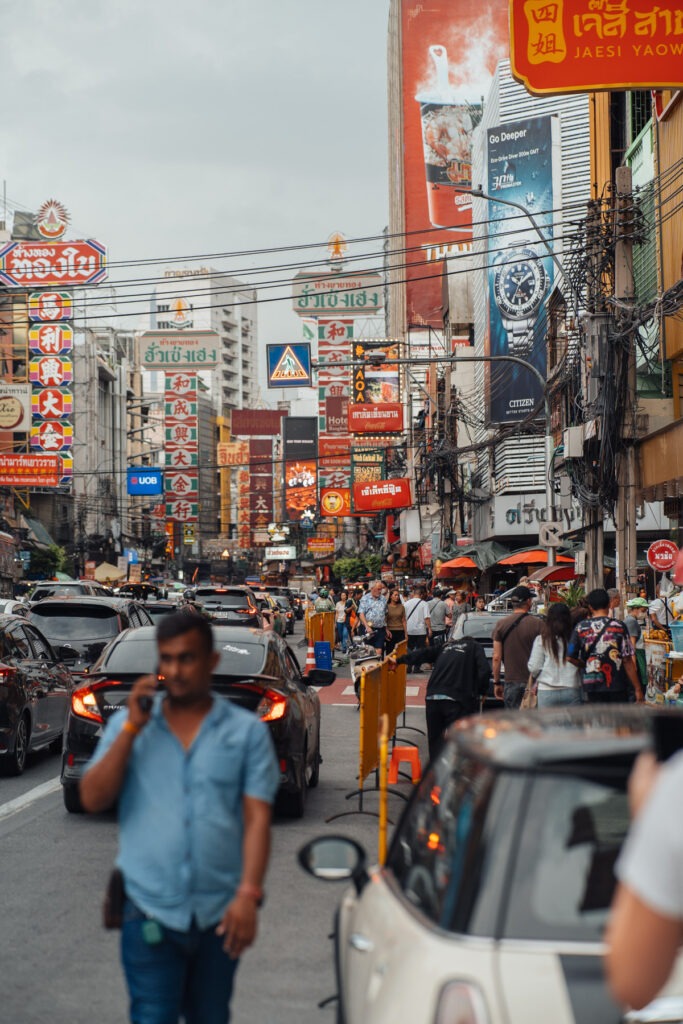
319 587 328 598
626 597 649 608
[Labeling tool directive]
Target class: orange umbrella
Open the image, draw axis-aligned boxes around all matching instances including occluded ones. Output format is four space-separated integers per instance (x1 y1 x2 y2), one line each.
497 548 574 566
438 555 478 571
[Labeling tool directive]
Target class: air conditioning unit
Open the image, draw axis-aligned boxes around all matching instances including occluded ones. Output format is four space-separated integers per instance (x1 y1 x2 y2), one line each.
563 426 584 460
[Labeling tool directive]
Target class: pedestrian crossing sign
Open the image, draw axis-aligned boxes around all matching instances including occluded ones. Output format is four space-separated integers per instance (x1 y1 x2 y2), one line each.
266 344 312 388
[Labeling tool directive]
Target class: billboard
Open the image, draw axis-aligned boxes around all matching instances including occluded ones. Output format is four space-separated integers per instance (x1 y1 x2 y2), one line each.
486 115 558 424
292 271 383 316
0 453 61 487
0 240 107 287
266 344 312 387
0 384 31 432
140 330 220 369
284 460 317 522
283 416 318 461
127 467 164 495
318 318 352 489
353 478 413 512
399 0 508 328
510 0 683 95
231 408 286 437
164 372 199 522
320 487 352 517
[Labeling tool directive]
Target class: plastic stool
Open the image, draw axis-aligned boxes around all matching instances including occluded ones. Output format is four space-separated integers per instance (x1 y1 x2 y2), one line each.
388 745 422 784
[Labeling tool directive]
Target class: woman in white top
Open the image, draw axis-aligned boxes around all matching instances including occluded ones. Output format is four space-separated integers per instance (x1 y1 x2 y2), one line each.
527 602 582 707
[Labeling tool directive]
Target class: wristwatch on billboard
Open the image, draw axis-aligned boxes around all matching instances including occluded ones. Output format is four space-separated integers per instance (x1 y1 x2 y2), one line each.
492 244 548 357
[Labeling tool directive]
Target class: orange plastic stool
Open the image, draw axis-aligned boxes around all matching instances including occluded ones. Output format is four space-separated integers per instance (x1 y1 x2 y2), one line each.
388 745 422 784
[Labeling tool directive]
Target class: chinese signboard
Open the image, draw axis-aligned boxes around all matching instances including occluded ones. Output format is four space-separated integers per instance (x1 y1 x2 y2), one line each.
28 291 73 322
29 323 73 355
486 115 558 424
510 0 683 95
164 372 199 522
352 478 413 512
318 319 352 489
140 330 220 368
249 438 274 543
398 0 508 328
292 271 383 316
0 240 107 287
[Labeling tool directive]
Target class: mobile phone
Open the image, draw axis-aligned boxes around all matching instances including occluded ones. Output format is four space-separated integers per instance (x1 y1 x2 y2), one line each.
652 713 683 762
137 668 164 713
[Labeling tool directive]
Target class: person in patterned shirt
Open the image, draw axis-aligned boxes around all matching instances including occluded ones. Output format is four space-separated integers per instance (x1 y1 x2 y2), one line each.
567 588 643 703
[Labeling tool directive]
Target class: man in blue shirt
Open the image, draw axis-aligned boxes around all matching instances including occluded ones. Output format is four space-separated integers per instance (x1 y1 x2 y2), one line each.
357 579 389 655
80 609 279 1024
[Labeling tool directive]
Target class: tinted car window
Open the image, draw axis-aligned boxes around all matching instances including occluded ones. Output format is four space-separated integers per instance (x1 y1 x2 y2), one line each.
5 626 32 659
503 766 631 943
24 625 53 660
98 637 157 673
214 638 267 676
31 605 120 641
385 744 498 931
31 583 89 601
195 591 250 608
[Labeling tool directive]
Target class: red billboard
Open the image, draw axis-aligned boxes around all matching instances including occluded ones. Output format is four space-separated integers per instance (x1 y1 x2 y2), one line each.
231 408 285 437
0 453 61 487
399 0 508 327
284 460 317 521
320 487 352 517
348 403 404 433
353 478 413 512
0 240 107 287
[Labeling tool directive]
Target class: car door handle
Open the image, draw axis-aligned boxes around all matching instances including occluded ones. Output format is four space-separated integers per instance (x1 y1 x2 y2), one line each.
349 933 374 953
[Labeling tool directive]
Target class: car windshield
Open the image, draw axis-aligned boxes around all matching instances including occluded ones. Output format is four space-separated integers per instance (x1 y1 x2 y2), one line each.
458 615 502 640
31 584 88 601
194 590 250 607
30 606 120 641
503 764 632 942
99 636 267 677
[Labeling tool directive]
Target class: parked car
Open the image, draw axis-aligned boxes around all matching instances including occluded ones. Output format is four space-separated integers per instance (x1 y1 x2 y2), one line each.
61 625 334 816
28 597 153 676
299 706 683 1024
450 611 511 708
28 579 111 604
0 615 73 775
141 600 178 624
189 586 261 627
115 582 165 601
0 600 29 617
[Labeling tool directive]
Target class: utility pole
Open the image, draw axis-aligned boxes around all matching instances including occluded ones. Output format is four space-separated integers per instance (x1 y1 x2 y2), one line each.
614 165 638 603
583 200 606 591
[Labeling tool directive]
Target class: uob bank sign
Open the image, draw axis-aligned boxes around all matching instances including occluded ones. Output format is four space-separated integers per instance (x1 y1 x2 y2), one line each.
127 467 164 496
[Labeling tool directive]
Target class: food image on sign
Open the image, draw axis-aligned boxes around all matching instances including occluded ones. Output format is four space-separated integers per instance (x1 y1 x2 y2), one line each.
284 460 317 520
320 488 352 517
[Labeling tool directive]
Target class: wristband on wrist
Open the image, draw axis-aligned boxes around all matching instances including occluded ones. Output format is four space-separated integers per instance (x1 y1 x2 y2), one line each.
123 719 141 737
236 883 264 905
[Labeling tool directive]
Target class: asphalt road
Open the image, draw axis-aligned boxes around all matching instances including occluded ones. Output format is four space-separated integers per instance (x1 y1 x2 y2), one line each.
0 620 429 1024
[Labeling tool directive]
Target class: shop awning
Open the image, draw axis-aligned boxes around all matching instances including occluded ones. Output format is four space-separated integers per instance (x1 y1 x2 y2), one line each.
438 555 478 571
436 540 511 573
21 514 55 549
497 548 574 566
528 564 576 583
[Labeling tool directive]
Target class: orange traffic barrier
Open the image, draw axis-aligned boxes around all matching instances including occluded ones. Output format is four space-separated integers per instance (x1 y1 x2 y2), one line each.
306 611 335 647
388 745 421 784
304 638 316 674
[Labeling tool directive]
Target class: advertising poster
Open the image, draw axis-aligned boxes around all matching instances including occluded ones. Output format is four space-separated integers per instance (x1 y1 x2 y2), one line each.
284 460 317 522
318 319 352 489
351 339 403 435
486 115 558 424
400 0 508 328
353 479 413 513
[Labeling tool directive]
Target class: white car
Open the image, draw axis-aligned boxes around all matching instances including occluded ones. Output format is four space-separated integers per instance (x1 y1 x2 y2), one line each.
300 707 683 1024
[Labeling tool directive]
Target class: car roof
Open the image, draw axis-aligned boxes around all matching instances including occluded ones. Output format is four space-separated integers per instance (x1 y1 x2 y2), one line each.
109 624 272 645
451 706 652 769
28 595 140 610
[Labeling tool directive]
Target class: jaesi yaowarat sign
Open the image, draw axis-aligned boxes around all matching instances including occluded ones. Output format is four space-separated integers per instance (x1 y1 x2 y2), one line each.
510 0 683 94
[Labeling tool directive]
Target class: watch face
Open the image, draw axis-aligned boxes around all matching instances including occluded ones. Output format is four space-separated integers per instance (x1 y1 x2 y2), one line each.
494 251 547 319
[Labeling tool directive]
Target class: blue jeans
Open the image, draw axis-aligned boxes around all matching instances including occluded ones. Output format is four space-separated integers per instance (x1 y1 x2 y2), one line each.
537 687 583 708
336 621 350 651
121 899 239 1024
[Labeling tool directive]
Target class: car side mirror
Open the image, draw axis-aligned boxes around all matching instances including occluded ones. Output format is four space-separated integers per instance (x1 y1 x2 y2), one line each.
304 668 336 687
298 836 368 893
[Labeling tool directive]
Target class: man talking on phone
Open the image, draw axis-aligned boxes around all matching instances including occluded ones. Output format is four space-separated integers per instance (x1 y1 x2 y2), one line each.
80 609 278 1024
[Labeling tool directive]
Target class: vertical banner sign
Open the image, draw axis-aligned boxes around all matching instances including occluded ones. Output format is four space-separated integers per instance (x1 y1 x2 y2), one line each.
29 290 75 483
350 339 403 434
165 372 199 522
486 115 557 424
318 319 352 489
249 438 274 546
237 467 251 550
399 0 508 328
283 417 318 522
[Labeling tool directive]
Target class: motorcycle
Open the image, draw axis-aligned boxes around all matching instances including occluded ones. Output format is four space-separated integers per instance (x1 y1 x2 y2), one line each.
348 635 383 700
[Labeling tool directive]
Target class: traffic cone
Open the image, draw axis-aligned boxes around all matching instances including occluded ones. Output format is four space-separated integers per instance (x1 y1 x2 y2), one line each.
305 638 316 673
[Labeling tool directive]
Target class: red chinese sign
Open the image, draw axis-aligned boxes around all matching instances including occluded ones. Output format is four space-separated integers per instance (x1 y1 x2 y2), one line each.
353 478 413 512
0 240 107 287
28 291 73 322
28 323 73 355
510 0 683 94
31 388 73 420
29 419 73 451
165 373 198 523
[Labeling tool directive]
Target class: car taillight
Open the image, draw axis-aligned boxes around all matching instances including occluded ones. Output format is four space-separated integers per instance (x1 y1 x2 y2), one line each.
434 982 489 1024
0 665 16 683
71 685 104 724
236 607 254 615
256 690 288 722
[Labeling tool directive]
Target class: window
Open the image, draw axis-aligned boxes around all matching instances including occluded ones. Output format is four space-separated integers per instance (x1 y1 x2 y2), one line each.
385 745 498 932
503 765 632 942
284 647 304 687
24 626 53 660
5 627 32 660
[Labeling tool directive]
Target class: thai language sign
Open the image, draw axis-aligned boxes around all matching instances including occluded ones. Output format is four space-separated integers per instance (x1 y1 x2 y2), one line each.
292 271 383 316
353 478 412 512
217 441 249 467
510 0 683 94
0 241 107 287
0 384 31 432
348 404 404 433
140 330 220 368
0 453 61 487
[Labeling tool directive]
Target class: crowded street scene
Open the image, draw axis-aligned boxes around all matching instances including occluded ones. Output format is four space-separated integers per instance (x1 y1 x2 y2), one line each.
2 0 683 1022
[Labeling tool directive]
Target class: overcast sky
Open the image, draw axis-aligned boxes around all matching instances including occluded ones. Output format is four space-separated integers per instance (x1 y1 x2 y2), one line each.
1 0 390 383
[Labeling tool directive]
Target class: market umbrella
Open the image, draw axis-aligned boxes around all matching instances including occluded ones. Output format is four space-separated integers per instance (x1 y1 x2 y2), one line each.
93 560 126 582
436 541 511 573
496 547 574 566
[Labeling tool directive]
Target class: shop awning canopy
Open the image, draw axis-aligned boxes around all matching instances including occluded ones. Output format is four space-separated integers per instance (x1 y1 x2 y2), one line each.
439 555 478 571
436 540 511 574
496 547 574 567
93 561 126 582
528 564 576 583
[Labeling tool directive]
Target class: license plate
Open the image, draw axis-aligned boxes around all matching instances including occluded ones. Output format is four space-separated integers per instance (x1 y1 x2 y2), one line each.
214 611 229 618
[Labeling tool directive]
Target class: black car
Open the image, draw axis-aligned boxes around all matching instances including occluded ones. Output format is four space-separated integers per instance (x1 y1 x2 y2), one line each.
189 585 261 627
0 615 73 775
28 597 154 676
141 601 177 624
61 625 334 816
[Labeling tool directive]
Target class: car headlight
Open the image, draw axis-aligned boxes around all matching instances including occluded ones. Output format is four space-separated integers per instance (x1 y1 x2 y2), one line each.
434 981 489 1024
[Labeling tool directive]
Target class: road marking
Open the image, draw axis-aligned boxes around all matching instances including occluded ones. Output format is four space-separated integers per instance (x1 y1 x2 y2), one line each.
0 776 61 822
342 685 356 696
406 686 419 697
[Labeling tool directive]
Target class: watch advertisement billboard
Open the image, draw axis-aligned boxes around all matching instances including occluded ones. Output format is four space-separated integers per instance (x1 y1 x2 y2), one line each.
486 115 559 424
397 0 508 329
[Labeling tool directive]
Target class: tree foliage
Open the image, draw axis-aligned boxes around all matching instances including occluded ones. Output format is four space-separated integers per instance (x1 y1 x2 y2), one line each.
333 553 382 582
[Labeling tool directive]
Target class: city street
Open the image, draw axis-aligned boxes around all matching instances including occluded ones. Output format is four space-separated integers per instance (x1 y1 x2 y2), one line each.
0 620 428 1024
